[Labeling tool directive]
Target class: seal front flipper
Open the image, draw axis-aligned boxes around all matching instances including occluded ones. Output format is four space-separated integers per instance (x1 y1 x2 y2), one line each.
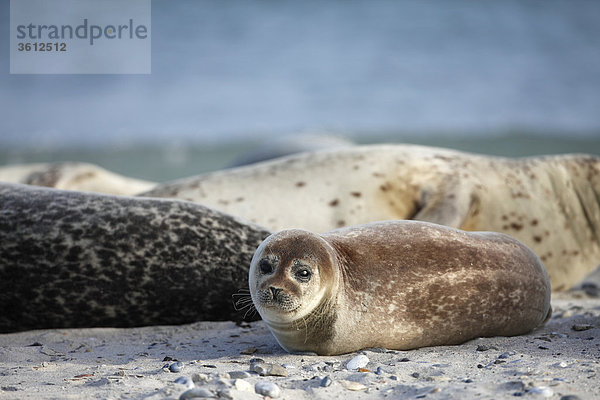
411 183 478 229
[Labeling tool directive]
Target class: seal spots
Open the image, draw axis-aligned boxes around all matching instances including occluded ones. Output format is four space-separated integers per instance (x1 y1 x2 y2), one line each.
380 183 392 192
295 182 306 187
0 183 271 333
350 192 362 198
510 223 524 231
533 236 542 243
329 199 340 207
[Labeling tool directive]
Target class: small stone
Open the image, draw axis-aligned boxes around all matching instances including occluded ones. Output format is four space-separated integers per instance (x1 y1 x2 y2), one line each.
248 358 265 364
216 389 233 400
228 371 251 379
528 386 553 397
376 366 385 375
169 362 185 373
572 324 593 331
250 362 288 377
191 374 210 384
498 352 513 359
255 381 281 398
174 376 194 389
464 379 473 383
266 364 288 377
179 387 216 399
399 357 410 362
553 361 569 368
560 395 582 400
346 355 369 370
240 347 258 355
340 380 367 391
320 376 333 387
163 356 175 361
411 372 420 378
233 379 253 392
494 360 506 364
476 344 497 351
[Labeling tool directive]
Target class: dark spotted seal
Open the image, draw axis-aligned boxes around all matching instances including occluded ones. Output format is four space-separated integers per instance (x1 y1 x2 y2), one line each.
249 221 552 355
141 144 600 291
0 183 270 333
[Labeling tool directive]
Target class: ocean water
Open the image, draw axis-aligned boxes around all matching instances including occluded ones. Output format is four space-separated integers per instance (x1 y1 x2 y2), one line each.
1 1 599 179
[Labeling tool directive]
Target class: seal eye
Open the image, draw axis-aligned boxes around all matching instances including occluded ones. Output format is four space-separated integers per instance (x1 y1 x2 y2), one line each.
259 259 274 275
295 268 312 282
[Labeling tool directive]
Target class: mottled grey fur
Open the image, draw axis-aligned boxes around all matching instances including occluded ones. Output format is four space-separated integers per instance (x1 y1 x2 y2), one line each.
0 183 270 333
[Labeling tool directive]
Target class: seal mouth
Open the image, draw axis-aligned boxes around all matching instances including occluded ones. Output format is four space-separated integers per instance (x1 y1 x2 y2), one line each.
256 288 300 313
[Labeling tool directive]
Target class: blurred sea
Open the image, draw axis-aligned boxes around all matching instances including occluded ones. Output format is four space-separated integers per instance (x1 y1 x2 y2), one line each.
1 1 599 180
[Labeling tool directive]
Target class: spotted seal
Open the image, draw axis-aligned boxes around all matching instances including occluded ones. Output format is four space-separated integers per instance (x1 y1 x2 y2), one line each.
249 221 552 355
0 183 270 333
0 162 156 195
141 144 600 291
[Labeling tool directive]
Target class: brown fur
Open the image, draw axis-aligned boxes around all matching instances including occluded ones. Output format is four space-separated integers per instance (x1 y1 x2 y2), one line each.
250 221 551 355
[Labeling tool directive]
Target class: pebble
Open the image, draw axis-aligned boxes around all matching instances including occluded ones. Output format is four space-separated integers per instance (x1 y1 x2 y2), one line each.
233 379 253 392
250 363 288 377
553 361 569 368
192 374 210 384
255 381 281 398
375 366 385 375
572 324 593 331
339 380 367 391
346 355 369 370
498 352 514 359
320 376 333 387
240 347 258 355
228 371 251 379
476 344 498 351
179 387 216 399
174 376 194 389
169 362 185 373
528 386 553 397
560 395 582 400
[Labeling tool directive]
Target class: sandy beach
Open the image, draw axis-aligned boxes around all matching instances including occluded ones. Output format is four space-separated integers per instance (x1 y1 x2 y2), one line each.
0 290 598 400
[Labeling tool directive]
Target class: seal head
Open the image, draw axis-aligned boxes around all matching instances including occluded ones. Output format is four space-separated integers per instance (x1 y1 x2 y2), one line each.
249 229 340 353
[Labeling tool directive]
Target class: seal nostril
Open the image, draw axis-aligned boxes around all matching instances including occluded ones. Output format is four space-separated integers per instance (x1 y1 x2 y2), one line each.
270 287 282 298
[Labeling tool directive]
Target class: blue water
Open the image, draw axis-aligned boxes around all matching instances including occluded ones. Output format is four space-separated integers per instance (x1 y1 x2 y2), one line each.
1 0 600 149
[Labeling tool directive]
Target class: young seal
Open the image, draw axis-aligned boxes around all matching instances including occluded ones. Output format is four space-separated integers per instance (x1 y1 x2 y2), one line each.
249 221 552 355
0 162 155 195
0 183 270 333
141 144 600 291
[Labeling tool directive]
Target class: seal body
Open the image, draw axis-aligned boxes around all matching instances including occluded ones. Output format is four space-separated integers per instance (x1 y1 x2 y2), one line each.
143 144 600 291
0 183 270 333
0 162 155 195
249 221 552 355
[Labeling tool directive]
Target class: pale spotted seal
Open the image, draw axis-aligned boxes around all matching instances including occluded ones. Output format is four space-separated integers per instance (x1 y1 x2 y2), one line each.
0 183 270 333
249 221 552 355
0 162 155 195
141 144 600 291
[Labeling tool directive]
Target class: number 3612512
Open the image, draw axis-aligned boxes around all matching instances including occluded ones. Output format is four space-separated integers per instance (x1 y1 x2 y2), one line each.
17 42 67 52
